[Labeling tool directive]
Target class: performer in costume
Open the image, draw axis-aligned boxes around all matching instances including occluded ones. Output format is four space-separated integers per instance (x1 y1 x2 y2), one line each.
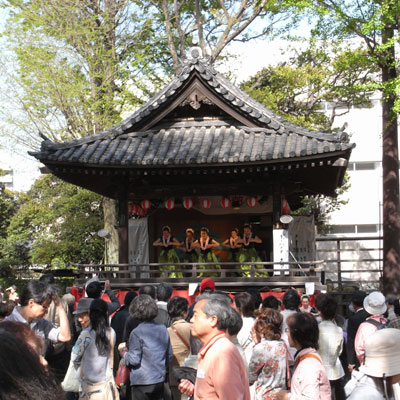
197 227 220 277
221 228 242 263
178 228 199 264
153 226 182 278
238 223 263 277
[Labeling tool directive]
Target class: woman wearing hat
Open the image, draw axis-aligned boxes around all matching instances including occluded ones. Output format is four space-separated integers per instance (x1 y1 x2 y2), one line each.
74 298 94 331
355 291 388 365
153 226 182 278
346 328 400 399
71 299 119 399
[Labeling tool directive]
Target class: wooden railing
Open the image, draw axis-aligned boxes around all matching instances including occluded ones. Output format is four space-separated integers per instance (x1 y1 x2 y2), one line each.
72 260 325 290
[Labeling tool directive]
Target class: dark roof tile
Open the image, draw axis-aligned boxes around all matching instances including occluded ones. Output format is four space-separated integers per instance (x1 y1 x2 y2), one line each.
30 124 355 167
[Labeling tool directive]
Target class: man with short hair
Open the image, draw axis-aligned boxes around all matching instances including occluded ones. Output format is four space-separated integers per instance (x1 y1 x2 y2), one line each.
85 276 120 314
347 290 368 371
179 294 250 400
5 280 71 345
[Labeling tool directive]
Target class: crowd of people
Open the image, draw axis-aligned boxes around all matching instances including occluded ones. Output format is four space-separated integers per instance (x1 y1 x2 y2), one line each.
153 225 263 277
0 275 400 400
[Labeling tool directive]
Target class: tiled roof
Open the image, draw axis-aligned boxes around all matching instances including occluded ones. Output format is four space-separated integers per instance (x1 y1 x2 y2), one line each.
29 47 354 168
30 123 354 167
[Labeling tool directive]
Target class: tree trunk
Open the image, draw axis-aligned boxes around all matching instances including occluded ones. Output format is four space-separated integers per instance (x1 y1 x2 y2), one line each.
102 196 119 264
381 25 400 295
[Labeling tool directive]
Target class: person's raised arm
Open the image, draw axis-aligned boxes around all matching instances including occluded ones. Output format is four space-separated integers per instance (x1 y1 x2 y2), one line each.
53 294 71 342
251 235 262 244
104 280 120 313
221 239 230 248
210 239 219 248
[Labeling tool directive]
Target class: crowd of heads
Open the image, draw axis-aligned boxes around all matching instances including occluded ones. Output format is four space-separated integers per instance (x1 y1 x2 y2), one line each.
2 274 400 400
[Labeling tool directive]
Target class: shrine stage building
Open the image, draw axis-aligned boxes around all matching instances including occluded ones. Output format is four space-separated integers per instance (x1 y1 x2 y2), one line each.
29 47 355 287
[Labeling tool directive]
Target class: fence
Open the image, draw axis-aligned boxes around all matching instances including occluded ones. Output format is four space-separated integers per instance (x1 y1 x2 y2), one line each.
316 236 383 291
72 261 324 291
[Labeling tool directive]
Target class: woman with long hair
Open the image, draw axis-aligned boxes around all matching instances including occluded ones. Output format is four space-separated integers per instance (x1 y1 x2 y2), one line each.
0 331 64 400
0 320 49 370
71 299 119 400
248 308 288 400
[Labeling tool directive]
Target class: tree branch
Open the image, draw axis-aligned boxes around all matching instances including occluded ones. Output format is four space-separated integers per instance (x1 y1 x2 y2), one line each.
211 0 269 62
161 0 179 73
195 0 206 55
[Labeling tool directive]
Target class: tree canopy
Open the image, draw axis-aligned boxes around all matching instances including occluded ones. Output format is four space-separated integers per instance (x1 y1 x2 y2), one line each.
241 43 378 130
0 175 104 275
1 0 163 147
291 0 400 294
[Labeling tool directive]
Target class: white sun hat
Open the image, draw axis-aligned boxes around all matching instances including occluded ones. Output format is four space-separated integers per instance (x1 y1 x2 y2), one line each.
360 328 400 377
363 291 387 316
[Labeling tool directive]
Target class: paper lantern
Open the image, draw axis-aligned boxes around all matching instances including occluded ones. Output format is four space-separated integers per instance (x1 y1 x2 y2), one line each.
183 198 194 210
165 198 175 211
281 198 291 215
129 204 140 215
247 196 258 208
221 197 231 209
141 199 151 210
201 198 211 209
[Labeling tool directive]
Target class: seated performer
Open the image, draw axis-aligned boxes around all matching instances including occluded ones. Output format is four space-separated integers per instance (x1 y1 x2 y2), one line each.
197 227 220 277
221 228 242 262
178 228 199 264
238 224 263 277
153 226 182 278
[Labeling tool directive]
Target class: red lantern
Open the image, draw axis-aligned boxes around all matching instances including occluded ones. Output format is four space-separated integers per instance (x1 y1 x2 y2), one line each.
129 204 140 215
141 199 151 210
183 198 194 210
281 198 291 215
221 197 231 209
247 196 258 208
165 198 175 210
201 198 211 209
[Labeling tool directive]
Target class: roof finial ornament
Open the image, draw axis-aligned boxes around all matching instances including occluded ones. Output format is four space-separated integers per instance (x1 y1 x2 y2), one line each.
187 46 202 60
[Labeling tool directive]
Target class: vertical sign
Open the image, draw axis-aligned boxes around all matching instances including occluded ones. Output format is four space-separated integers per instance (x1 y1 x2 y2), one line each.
273 228 289 275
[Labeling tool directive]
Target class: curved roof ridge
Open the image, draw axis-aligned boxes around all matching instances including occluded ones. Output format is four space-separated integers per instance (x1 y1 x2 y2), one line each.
34 47 352 153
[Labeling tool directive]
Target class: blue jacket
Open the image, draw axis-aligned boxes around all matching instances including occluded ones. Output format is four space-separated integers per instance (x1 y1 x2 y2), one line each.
124 320 173 385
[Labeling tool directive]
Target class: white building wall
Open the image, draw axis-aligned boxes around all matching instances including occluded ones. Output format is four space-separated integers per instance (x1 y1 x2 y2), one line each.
316 97 384 289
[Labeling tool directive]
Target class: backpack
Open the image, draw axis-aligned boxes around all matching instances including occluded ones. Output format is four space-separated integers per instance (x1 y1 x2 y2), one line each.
366 318 389 330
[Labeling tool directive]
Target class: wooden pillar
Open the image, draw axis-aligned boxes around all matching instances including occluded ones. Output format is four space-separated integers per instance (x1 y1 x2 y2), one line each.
118 198 129 264
272 183 282 227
